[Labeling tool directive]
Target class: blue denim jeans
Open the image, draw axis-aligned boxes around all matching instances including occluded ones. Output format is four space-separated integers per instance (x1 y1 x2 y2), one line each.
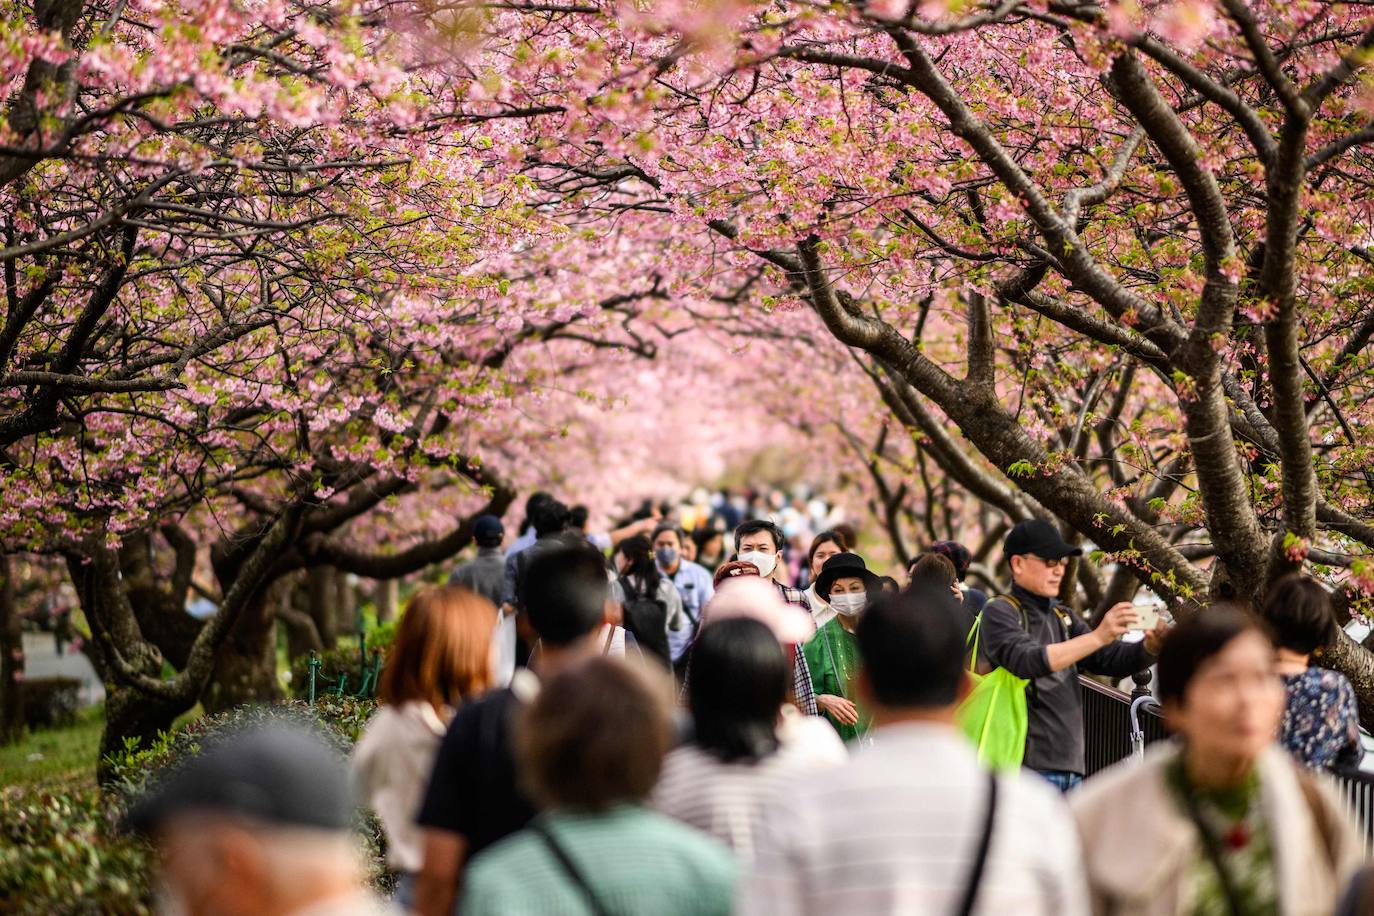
392 873 416 909
1034 768 1084 793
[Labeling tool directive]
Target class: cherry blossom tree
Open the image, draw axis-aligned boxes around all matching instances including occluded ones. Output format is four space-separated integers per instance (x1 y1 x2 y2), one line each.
9 0 1374 753
440 0 1374 710
0 0 656 757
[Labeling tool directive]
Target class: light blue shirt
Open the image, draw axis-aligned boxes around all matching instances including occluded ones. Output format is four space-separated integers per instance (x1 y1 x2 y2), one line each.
506 526 537 558
664 560 715 661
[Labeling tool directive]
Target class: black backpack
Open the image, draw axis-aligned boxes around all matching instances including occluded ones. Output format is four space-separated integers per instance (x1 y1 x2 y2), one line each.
617 576 671 665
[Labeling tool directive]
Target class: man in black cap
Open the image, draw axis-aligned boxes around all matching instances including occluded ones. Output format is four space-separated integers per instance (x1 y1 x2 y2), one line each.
448 514 506 606
450 514 514 684
126 722 393 915
979 519 1165 792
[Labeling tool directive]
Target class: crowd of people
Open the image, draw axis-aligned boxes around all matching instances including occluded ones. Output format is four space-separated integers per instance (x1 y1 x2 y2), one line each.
125 491 1374 916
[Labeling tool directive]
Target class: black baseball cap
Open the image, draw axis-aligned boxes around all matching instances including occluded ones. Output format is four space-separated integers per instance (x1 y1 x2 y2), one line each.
124 723 355 836
1004 519 1083 561
474 514 504 544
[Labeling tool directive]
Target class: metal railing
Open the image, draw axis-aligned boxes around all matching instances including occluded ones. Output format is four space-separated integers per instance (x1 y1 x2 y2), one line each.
305 630 383 704
1329 767 1374 854
1080 674 1374 852
1080 674 1167 777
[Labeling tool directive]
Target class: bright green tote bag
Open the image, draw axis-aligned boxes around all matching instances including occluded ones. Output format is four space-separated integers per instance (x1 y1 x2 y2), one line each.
956 609 1029 770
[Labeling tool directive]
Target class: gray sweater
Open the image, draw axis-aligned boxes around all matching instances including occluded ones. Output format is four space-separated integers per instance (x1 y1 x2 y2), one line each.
980 584 1152 775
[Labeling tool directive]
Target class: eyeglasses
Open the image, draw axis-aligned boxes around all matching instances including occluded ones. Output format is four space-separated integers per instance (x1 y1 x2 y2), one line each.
1027 555 1067 570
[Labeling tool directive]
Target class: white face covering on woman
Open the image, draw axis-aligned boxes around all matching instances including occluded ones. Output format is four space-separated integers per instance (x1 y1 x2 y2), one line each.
738 550 777 578
830 592 867 617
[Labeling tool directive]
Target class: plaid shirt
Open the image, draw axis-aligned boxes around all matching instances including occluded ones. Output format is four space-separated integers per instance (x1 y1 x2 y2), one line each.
776 583 818 716
677 580 819 717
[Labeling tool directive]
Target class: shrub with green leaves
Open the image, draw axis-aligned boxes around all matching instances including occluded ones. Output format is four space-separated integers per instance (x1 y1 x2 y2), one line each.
0 789 152 915
103 696 377 805
1 696 386 913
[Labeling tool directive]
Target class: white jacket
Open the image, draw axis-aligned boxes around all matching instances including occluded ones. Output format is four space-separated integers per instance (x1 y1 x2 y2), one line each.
350 701 450 873
1071 742 1363 916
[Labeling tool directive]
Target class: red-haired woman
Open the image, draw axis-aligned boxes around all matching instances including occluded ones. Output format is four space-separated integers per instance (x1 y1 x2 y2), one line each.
351 585 496 903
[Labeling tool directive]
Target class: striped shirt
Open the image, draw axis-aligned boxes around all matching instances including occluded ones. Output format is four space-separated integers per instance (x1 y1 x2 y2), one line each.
461 804 737 916
741 722 1090 916
652 710 848 861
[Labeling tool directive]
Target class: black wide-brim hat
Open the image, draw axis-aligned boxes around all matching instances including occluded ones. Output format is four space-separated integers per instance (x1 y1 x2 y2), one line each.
815 552 880 600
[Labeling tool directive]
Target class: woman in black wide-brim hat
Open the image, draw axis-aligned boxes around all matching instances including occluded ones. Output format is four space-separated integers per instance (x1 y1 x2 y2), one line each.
803 553 880 742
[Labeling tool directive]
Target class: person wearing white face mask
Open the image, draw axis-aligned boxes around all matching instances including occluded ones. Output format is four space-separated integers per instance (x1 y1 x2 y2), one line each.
804 553 880 742
734 520 810 608
728 520 818 716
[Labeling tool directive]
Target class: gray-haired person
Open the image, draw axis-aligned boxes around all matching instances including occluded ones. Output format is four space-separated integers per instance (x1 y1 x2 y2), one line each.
126 722 395 916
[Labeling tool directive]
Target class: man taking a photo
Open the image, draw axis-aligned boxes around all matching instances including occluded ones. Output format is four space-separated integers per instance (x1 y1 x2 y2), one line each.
980 519 1166 792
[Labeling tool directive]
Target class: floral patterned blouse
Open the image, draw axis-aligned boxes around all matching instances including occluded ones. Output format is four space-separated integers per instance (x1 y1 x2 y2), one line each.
1280 668 1362 771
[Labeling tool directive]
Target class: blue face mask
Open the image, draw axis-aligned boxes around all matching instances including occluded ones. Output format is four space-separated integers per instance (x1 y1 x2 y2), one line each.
655 547 679 568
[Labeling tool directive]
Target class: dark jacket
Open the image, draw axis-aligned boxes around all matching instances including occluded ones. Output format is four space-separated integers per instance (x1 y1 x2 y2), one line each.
980 583 1152 775
501 531 583 608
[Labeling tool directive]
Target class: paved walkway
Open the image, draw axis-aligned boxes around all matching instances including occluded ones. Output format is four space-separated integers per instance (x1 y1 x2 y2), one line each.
21 631 105 706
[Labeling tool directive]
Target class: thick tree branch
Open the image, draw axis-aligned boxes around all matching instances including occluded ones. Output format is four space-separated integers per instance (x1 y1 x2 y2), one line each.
302 470 515 579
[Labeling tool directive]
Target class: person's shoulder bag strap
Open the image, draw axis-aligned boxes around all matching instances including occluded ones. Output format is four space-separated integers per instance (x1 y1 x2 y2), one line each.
1295 768 1340 870
532 821 613 916
986 594 1026 632
987 594 1039 705
1178 781 1247 916
953 771 999 916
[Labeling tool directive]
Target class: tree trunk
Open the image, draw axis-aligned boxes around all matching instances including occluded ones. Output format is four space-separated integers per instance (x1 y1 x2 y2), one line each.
374 578 399 623
278 576 323 661
308 565 338 649
65 552 193 766
201 587 281 713
0 555 22 744
1321 629 1374 732
97 685 186 785
335 570 358 640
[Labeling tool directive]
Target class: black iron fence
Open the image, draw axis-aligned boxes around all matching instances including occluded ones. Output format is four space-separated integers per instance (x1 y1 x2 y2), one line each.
1080 674 1167 776
305 631 384 704
1080 673 1374 853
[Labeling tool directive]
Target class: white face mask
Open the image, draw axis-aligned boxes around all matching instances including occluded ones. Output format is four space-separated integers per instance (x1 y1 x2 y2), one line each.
738 549 777 578
830 592 867 617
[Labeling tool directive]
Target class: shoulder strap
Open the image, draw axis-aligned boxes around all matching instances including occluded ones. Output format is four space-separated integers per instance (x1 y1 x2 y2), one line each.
601 626 616 656
819 624 849 701
532 822 613 916
1178 781 1247 916
964 612 983 670
1296 769 1340 870
990 594 1027 632
994 593 1072 641
953 772 999 916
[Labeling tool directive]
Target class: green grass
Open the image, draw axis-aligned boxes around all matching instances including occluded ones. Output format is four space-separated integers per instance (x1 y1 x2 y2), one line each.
0 704 104 791
0 703 205 793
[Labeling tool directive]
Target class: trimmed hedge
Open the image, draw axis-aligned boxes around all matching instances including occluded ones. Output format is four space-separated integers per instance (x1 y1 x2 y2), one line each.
0 696 385 914
20 676 83 730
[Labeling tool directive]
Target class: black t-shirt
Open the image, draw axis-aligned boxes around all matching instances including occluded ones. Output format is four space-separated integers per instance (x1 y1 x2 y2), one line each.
416 686 537 856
